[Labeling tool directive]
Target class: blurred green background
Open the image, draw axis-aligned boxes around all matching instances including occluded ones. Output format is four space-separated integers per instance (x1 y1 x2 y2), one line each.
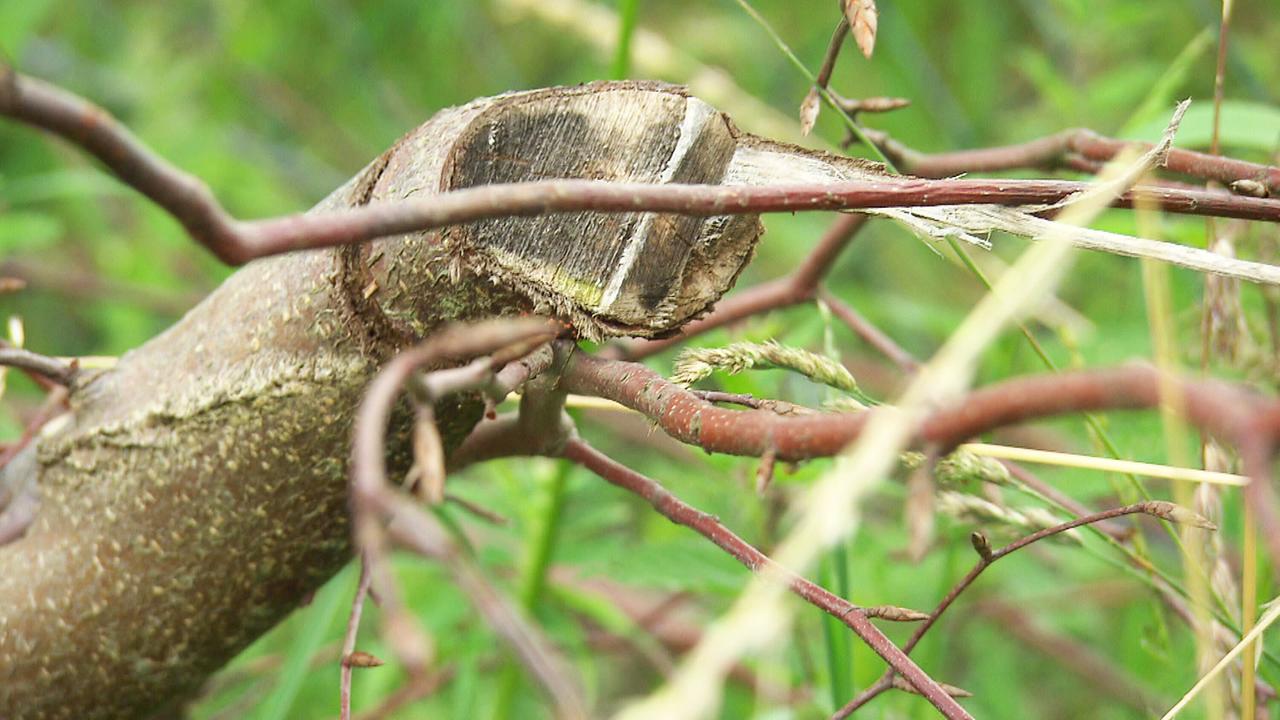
3 1 1280 718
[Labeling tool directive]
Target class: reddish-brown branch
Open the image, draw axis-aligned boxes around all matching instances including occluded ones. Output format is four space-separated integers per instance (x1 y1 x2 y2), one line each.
813 17 850 91
561 439 973 720
833 501 1210 718
6 70 1280 266
999 460 1130 541
560 355 1265 463
865 125 1280 195
0 385 69 473
561 354 1280 583
819 289 920 373
202 176 1280 261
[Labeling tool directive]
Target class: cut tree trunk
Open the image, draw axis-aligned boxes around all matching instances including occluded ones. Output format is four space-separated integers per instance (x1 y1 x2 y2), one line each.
0 98 523 720
0 81 772 719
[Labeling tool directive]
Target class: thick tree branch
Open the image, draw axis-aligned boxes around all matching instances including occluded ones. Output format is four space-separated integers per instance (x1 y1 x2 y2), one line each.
560 355 1266 461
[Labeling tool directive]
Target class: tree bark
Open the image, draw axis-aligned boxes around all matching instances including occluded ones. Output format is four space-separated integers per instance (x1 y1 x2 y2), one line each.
0 100 524 719
0 81 782 719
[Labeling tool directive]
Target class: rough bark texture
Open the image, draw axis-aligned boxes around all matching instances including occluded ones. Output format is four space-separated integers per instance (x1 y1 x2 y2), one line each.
0 101 520 720
442 81 759 336
0 81 772 719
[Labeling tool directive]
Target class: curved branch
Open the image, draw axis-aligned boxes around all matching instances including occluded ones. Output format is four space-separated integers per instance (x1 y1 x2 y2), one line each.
349 318 585 718
6 69 1280 266
560 355 1266 461
560 354 1280 577
0 348 77 386
833 501 1214 718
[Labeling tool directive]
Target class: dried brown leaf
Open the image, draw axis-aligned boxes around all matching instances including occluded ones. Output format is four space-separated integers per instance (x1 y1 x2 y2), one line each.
843 0 878 58
864 604 930 622
1144 500 1218 530
344 650 386 669
799 87 821 136
892 674 972 698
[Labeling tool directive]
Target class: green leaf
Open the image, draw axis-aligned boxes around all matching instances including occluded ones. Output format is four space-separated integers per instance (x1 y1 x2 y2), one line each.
0 211 63 252
256 567 354 720
0 0 56 57
1125 100 1280 151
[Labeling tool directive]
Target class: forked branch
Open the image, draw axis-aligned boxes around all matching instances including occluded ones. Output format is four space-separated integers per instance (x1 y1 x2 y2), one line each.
5 69 1280 267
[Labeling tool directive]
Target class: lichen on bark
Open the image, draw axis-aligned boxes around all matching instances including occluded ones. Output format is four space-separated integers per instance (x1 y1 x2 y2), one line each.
0 100 517 719
0 81 769 719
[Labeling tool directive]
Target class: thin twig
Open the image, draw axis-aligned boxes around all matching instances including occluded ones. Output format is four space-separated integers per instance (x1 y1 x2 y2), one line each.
339 556 375 720
561 355 1266 463
813 17 849 91
834 501 1216 718
0 385 69 472
0 348 76 386
798 16 849 133
819 289 920 373
561 438 966 715
563 353 1280 585
856 124 1280 195
349 318 586 718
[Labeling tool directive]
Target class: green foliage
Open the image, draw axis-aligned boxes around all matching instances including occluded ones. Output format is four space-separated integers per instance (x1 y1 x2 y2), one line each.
4 1 1280 718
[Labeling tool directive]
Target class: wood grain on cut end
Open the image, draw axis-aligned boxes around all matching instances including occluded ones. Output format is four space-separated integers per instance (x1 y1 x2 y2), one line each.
441 81 762 338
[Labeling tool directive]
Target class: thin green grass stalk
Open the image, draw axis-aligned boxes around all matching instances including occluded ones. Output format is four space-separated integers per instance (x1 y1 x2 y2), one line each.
258 568 353 720
1163 592 1280 720
1118 29 1214 137
816 297 850 701
517 463 573 609
817 553 852 709
433 502 480 557
947 237 1152 499
1205 2 1252 716
611 0 640 79
490 462 573 719
1242 503 1259 719
814 298 856 706
1141 223 1225 720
